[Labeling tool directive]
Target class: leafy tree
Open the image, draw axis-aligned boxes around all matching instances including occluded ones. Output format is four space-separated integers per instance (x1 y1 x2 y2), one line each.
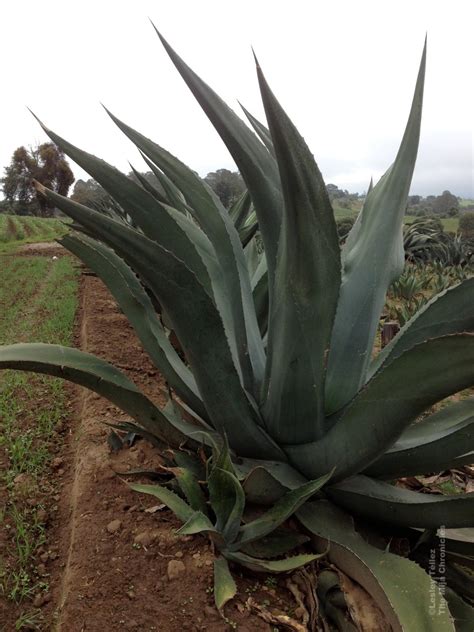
71 178 109 207
204 168 245 208
1 143 74 216
432 190 459 215
459 212 474 239
407 194 421 206
326 183 348 200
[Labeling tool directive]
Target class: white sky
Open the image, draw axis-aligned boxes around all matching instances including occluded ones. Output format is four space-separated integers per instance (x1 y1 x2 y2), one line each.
0 0 473 197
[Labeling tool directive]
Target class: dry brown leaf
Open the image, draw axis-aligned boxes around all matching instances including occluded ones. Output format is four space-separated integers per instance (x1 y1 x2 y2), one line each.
337 570 390 632
247 597 307 632
144 504 166 513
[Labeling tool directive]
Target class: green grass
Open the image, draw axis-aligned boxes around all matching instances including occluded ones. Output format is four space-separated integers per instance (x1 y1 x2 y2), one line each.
0 214 69 254
0 255 79 604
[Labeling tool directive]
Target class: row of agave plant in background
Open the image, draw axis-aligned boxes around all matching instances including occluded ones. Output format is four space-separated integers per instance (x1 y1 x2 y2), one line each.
386 260 473 327
1 28 474 630
338 215 474 268
403 217 473 267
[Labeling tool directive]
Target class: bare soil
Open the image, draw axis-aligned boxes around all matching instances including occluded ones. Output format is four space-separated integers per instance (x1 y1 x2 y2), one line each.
1 257 294 631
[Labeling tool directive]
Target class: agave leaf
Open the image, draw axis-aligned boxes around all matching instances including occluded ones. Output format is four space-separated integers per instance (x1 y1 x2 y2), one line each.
369 277 474 380
61 232 207 419
365 398 474 478
286 335 474 480
239 530 309 559
256 60 341 443
208 440 245 541
239 104 276 158
32 119 211 293
106 109 266 394
224 550 325 573
160 399 218 447
130 482 195 523
229 190 253 231
252 263 269 336
297 500 454 631
328 476 474 528
236 458 307 486
208 468 246 544
239 221 259 249
154 28 283 293
213 556 237 611
171 448 207 480
139 152 188 213
176 511 218 536
38 188 285 461
444 588 474 632
244 238 261 278
0 343 184 446
172 467 208 516
128 163 167 204
235 471 333 547
325 42 426 414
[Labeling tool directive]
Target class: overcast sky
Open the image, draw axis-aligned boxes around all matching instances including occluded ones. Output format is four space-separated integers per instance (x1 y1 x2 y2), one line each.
1 0 472 197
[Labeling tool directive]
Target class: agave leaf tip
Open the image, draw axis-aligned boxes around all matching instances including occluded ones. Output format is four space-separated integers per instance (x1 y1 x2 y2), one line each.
28 108 49 133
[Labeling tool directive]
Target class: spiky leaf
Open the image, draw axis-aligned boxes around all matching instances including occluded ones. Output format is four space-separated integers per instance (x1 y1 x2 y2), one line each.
214 556 237 611
298 500 454 631
286 335 474 480
257 60 341 443
328 476 474 528
325 42 426 414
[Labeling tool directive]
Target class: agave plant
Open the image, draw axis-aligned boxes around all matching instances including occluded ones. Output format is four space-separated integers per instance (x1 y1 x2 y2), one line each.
1 30 474 629
403 217 447 263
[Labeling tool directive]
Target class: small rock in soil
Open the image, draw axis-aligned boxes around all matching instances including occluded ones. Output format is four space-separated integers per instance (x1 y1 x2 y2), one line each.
106 519 122 534
33 592 51 608
133 530 159 546
175 550 184 558
203 605 219 619
167 559 186 580
51 457 64 470
13 473 34 493
37 508 48 523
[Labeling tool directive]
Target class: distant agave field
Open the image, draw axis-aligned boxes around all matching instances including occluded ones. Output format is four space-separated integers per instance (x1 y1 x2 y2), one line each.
0 214 67 250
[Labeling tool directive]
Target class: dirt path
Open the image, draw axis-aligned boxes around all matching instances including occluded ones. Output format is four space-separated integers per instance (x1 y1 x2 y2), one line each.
48 273 277 632
16 242 64 254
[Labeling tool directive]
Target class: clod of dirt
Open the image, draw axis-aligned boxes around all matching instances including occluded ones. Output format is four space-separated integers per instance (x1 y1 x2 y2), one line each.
37 508 48 523
33 592 51 608
203 605 219 619
51 456 64 470
13 472 34 493
133 530 160 546
106 519 122 534
167 559 186 580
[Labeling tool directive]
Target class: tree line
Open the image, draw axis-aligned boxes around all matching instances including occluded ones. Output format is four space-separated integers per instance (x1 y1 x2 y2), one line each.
1 142 472 236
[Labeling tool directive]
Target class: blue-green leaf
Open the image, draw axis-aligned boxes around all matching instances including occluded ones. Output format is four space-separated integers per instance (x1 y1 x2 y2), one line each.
325 42 426 414
256 60 341 443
